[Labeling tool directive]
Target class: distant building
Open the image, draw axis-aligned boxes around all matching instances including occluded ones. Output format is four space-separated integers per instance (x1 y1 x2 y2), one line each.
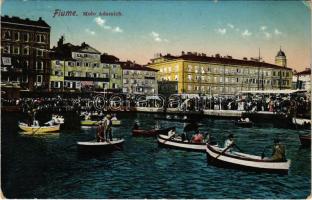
275 48 287 68
292 68 311 92
101 53 122 92
120 61 158 95
49 36 109 92
1 15 51 93
148 50 293 95
158 80 178 97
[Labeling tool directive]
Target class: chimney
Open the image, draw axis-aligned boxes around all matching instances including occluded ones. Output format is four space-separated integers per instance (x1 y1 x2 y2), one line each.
38 17 42 21
215 54 220 58
243 57 248 60
181 51 185 55
57 36 64 47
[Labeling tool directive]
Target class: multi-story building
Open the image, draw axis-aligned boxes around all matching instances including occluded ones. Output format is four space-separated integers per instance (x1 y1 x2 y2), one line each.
101 53 122 92
49 36 109 92
1 15 51 93
292 68 311 92
148 50 293 95
120 61 158 95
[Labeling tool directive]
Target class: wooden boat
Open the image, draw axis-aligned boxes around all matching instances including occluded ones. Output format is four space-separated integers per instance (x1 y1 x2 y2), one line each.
81 120 121 126
18 122 60 134
157 133 207 152
234 120 253 128
292 118 311 129
77 138 124 153
132 127 175 137
206 144 291 174
299 134 311 147
112 120 121 126
80 120 98 126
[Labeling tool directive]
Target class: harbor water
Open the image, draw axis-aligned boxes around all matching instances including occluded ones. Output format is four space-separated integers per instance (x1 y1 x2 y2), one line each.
1 112 311 198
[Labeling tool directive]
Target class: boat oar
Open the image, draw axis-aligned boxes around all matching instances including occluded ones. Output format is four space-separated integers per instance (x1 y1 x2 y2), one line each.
261 145 271 159
215 143 233 159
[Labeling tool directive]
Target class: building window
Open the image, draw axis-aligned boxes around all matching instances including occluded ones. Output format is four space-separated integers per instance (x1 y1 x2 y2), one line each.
23 33 29 42
174 75 178 81
3 30 11 40
168 67 171 73
188 65 192 72
93 63 98 67
13 46 20 55
220 77 223 83
36 61 43 70
76 62 80 66
194 66 199 73
36 75 43 84
187 85 192 91
14 32 20 41
188 74 192 81
23 46 29 55
36 34 46 43
3 45 10 53
37 49 43 56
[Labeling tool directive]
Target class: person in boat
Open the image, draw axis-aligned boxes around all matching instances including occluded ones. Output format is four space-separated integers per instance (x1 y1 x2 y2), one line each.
111 114 117 121
168 129 176 139
191 132 204 143
133 122 139 130
96 122 105 142
240 118 245 122
224 134 235 152
271 138 286 161
245 118 250 122
103 114 113 141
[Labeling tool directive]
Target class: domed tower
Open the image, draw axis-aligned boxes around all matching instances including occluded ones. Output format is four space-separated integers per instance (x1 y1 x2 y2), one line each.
275 47 287 67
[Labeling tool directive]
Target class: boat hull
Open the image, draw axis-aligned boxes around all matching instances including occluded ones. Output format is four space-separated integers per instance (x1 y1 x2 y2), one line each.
234 121 253 128
77 139 124 154
81 120 121 126
132 127 175 137
206 144 290 174
18 123 60 133
157 134 206 152
299 135 311 147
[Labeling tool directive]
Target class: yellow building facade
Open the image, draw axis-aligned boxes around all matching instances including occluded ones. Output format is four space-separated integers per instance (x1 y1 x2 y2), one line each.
148 53 293 95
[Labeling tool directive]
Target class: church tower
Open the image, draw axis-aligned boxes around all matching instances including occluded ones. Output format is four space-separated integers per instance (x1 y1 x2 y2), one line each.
275 47 287 67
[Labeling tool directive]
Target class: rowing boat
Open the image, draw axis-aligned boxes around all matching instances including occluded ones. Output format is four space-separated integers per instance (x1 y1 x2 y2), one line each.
77 138 124 153
18 122 60 134
234 120 253 128
112 120 121 126
132 127 175 137
80 120 98 126
206 144 290 174
299 134 311 147
81 120 121 126
157 133 207 152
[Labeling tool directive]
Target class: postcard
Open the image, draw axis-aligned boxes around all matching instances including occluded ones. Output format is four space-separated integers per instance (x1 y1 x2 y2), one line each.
1 0 311 199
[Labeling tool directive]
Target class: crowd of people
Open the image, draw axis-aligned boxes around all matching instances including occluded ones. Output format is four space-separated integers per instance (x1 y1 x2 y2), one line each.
1 92 311 118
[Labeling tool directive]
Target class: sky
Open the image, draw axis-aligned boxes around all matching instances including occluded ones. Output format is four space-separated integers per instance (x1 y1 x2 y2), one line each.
1 0 311 71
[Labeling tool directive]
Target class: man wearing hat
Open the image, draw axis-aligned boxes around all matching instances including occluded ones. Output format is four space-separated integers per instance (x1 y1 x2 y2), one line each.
271 138 286 161
103 114 113 141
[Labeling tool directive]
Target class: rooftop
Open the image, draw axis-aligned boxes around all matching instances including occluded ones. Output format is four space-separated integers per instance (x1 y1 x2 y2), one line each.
1 15 50 28
151 52 292 70
120 61 158 72
295 68 311 76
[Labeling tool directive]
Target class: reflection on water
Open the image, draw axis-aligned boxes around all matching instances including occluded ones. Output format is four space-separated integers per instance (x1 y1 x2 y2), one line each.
1 113 311 198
